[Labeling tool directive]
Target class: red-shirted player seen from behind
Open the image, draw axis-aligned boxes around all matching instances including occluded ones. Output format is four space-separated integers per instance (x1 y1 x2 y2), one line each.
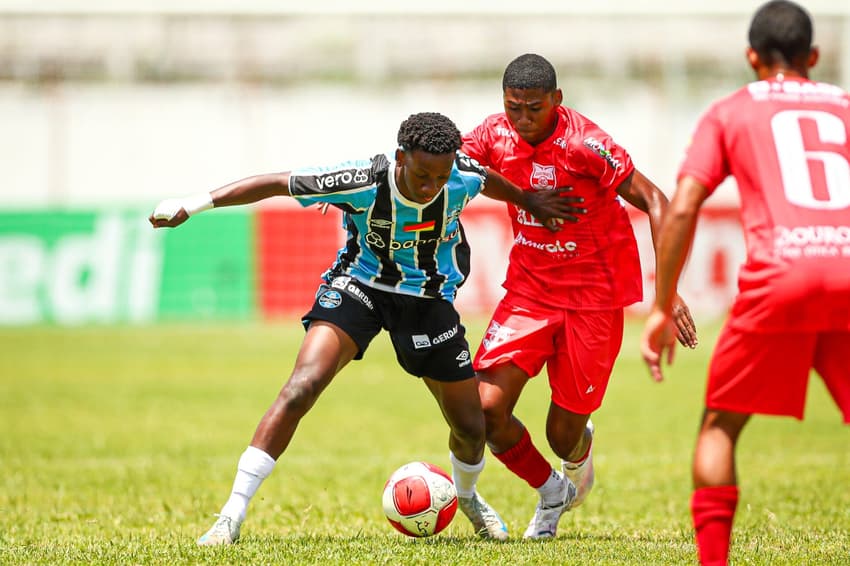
462 53 698 539
642 1 850 564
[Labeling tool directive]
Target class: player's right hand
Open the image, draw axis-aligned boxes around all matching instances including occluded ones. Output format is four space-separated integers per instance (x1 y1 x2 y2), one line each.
149 199 189 228
640 307 677 382
526 186 587 232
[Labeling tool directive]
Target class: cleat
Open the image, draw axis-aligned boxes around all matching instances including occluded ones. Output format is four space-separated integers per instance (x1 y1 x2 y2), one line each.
197 514 241 546
523 471 577 539
458 492 509 540
563 419 595 509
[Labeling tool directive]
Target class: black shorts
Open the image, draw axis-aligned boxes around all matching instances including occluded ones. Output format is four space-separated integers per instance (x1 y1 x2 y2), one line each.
302 275 474 382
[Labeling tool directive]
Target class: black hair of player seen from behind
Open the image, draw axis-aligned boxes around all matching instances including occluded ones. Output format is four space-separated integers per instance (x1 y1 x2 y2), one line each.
748 0 813 67
397 112 462 155
502 53 558 92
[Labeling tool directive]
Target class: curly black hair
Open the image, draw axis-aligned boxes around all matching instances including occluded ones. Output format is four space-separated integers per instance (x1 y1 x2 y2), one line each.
749 0 812 67
502 53 557 92
397 112 462 155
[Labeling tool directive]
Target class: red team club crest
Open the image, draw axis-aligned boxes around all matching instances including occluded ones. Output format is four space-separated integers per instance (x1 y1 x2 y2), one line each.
530 162 556 189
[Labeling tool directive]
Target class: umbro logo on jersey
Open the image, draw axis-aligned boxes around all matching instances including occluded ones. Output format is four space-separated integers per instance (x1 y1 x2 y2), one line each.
369 218 393 228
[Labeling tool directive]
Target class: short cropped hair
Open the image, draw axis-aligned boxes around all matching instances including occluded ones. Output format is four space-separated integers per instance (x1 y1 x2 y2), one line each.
502 53 557 92
748 0 813 66
397 112 462 155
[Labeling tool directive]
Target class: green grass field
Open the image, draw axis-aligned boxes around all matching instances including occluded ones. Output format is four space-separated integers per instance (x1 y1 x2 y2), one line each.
1 318 848 565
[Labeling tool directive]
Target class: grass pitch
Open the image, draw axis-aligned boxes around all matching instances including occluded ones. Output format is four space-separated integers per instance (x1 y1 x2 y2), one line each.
1 318 848 565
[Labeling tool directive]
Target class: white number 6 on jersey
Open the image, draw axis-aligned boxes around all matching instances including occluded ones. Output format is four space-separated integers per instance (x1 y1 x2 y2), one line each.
771 109 850 210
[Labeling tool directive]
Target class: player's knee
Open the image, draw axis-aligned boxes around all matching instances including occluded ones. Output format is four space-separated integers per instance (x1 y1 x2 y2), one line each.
547 427 584 461
481 405 510 441
277 371 324 417
451 413 486 448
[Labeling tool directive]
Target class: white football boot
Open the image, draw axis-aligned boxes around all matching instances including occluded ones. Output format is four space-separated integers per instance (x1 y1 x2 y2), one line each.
197 514 241 546
523 470 577 539
563 419 595 509
458 492 509 540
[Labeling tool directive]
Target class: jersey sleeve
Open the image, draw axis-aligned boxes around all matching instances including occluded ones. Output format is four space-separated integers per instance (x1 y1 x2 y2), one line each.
455 151 489 199
461 121 493 168
677 104 729 194
570 126 634 192
288 157 378 210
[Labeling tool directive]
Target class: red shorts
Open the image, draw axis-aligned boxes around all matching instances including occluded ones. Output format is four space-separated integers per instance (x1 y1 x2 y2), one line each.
473 292 624 414
707 323 850 422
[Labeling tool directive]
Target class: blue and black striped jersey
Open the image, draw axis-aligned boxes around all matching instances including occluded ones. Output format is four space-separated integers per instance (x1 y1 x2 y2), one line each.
289 152 488 302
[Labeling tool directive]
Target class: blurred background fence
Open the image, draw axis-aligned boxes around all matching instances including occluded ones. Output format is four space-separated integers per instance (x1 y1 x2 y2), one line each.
1 1 849 324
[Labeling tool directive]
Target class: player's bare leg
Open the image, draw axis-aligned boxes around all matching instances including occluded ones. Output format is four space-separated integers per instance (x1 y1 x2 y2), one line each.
424 376 508 540
546 404 595 509
198 322 358 546
690 409 749 565
478 364 575 539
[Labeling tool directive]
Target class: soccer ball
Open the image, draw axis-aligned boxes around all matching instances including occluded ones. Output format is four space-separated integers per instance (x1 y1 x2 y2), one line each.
381 461 458 537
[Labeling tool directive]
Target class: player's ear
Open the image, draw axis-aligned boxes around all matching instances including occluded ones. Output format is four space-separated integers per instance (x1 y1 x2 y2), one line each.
807 46 819 70
395 147 405 162
746 47 760 71
553 88 564 107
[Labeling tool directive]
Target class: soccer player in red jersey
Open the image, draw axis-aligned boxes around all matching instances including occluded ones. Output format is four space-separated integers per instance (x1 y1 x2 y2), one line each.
462 53 698 539
641 2 850 564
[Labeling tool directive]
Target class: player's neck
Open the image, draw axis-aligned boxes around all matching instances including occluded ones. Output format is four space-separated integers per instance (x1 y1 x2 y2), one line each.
759 66 809 81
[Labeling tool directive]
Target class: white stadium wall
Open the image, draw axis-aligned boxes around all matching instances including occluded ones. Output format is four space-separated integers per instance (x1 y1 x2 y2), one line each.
0 2 848 322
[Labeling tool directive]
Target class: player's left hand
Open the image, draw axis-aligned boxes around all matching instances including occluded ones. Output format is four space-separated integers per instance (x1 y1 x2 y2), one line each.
640 307 677 382
524 187 586 232
148 199 190 228
672 295 698 348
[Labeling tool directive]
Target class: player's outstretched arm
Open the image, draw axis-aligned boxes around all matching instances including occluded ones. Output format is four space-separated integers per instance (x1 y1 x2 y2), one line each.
618 169 699 348
481 168 586 229
149 172 292 229
640 175 709 381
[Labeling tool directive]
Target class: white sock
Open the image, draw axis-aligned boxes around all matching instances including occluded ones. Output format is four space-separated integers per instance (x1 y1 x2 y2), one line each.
537 468 566 507
450 452 484 499
219 446 276 523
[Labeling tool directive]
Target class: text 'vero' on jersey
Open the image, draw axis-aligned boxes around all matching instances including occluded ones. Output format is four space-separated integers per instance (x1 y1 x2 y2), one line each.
288 152 488 302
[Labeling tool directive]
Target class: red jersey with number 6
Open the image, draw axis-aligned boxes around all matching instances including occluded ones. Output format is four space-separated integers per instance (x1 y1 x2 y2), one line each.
679 76 850 331
462 106 640 310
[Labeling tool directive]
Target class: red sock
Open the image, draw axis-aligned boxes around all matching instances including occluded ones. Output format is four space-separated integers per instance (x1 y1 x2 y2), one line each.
691 485 739 566
492 428 552 488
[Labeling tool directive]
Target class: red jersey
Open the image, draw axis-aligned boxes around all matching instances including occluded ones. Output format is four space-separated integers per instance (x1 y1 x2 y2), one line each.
462 106 640 310
680 76 850 331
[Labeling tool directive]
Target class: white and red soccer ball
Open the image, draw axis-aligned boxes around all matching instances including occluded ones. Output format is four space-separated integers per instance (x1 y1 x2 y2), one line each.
382 461 458 537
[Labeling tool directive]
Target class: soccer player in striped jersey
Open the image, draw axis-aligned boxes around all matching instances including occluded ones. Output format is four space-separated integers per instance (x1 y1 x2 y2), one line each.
149 112 585 544
642 2 850 564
